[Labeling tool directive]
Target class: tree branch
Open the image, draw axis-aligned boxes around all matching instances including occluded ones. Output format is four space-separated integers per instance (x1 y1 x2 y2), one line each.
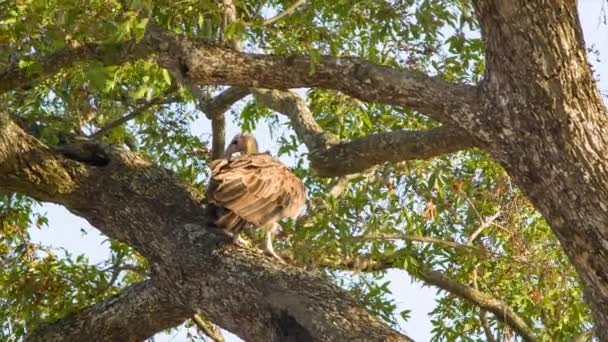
1 26 481 129
262 0 307 26
350 233 484 255
154 26 481 126
253 88 477 176
418 269 537 341
88 93 178 139
252 88 338 151
192 313 225 342
201 87 250 119
0 40 153 95
322 254 537 342
473 267 497 342
465 211 501 246
27 278 189 341
311 126 477 176
189 85 250 159
0 115 410 341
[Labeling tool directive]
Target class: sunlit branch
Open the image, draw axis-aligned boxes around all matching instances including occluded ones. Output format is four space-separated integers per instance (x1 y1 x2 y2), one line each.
253 88 476 177
320 255 537 342
192 313 225 342
473 267 497 342
465 211 502 245
88 92 178 139
262 0 307 26
350 233 485 255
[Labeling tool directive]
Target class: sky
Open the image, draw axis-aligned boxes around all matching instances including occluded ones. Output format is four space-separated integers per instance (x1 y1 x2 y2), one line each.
27 1 608 341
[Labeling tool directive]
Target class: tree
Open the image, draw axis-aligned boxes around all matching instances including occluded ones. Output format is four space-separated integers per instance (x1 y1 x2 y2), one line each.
0 0 604 341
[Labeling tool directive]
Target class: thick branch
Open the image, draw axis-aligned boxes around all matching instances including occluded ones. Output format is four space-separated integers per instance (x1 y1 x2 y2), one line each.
1 26 481 129
253 88 476 176
0 116 410 341
311 126 476 176
27 279 188 341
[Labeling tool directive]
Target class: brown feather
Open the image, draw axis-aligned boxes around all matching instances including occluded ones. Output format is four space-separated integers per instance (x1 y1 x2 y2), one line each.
207 153 306 232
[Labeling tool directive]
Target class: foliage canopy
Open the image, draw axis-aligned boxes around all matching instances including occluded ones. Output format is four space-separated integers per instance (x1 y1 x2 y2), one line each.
0 0 595 341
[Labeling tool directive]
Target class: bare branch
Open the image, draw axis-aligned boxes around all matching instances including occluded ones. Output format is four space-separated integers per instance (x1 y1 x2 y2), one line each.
252 88 338 151
321 255 537 342
202 87 250 119
88 93 178 139
188 84 250 159
311 126 476 176
263 0 307 26
465 212 501 246
351 233 484 255
210 115 227 160
253 88 476 176
192 313 225 342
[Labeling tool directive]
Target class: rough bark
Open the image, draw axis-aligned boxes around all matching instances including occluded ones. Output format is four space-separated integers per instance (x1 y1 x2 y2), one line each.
0 115 410 341
253 88 476 176
472 1 608 338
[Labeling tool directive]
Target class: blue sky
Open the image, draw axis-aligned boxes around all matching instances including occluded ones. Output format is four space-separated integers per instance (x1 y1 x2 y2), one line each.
28 1 608 341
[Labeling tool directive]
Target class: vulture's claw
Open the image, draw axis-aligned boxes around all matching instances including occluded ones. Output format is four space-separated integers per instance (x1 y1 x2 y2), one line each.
264 232 286 264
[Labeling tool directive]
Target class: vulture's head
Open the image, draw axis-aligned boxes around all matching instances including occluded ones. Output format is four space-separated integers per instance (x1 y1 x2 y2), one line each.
224 133 259 158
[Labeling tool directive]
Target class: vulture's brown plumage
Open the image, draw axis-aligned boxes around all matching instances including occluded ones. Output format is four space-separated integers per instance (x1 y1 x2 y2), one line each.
206 133 306 261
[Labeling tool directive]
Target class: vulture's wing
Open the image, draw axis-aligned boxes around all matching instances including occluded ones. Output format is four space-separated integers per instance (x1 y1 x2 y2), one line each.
209 154 306 228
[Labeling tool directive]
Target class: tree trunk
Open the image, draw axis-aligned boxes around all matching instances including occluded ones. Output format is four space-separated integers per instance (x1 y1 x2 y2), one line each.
473 1 608 338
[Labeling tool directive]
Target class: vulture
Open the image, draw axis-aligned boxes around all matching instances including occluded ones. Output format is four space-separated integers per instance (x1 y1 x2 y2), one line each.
205 133 306 261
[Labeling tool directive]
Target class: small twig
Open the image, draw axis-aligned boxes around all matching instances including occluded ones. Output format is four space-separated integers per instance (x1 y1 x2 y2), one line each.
352 233 484 254
263 0 306 26
192 313 225 342
465 211 501 245
187 84 249 159
473 267 497 342
328 168 376 198
89 93 177 139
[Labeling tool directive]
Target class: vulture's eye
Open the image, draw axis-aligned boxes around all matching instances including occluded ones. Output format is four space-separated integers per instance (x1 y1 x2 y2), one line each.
231 140 237 145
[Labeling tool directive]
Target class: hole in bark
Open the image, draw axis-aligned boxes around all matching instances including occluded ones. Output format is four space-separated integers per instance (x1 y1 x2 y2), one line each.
179 59 189 77
272 311 314 342
56 142 111 166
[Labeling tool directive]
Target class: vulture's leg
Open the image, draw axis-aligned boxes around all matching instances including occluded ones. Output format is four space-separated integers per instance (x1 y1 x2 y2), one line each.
263 223 285 263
